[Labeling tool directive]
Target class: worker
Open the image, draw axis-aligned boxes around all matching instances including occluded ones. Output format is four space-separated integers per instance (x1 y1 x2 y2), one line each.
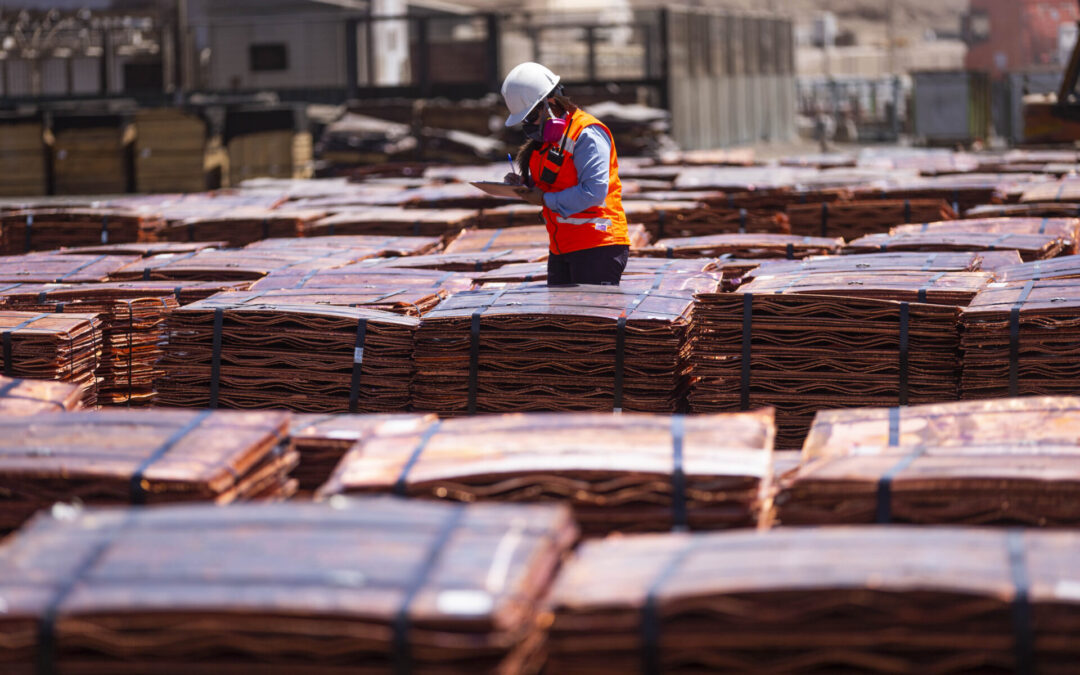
500 62 630 285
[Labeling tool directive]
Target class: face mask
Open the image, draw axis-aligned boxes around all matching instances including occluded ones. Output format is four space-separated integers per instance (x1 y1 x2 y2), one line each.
523 102 568 143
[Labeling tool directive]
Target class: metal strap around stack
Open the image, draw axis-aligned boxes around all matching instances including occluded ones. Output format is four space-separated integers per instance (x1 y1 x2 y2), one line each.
467 289 509 415
480 228 502 252
670 415 688 531
916 271 947 304
875 444 926 523
130 409 214 504
737 208 747 234
0 377 22 398
614 284 659 413
640 538 700 675
432 271 456 289
24 214 34 252
392 503 467 675
142 250 199 281
261 217 270 240
208 307 225 408
56 254 107 283
785 242 795 260
36 513 136 675
987 233 1013 251
2 314 50 377
656 208 666 239
919 253 939 272
1039 217 1049 234
348 316 368 413
740 293 753 410
820 202 829 237
903 199 911 224
887 406 901 447
100 215 109 244
898 302 910 405
392 421 443 496
1006 529 1036 675
1008 280 1037 397
173 286 184 303
1029 262 1043 282
411 220 422 236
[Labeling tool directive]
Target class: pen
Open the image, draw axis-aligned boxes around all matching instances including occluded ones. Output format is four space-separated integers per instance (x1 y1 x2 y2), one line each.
507 153 517 179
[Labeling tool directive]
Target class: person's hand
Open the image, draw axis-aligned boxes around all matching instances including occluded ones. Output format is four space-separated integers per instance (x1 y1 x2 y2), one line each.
514 186 544 206
503 172 523 186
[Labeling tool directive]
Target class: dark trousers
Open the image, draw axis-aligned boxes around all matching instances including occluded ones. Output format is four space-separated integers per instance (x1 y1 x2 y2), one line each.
546 244 629 286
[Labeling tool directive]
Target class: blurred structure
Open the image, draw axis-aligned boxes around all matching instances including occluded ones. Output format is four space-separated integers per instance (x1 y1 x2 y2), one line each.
964 0 1080 77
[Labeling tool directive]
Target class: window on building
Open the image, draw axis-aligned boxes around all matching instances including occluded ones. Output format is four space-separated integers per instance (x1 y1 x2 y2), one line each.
250 43 288 72
963 10 990 45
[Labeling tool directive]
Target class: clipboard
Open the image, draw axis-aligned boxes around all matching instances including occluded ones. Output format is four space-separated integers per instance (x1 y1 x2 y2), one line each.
470 181 526 199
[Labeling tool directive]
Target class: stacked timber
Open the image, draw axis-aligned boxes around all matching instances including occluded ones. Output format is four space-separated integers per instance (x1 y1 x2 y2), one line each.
0 114 46 196
52 116 132 195
158 295 417 413
0 409 294 531
690 270 992 447
0 498 577 672
317 410 775 535
228 131 313 184
135 108 210 193
778 397 1080 525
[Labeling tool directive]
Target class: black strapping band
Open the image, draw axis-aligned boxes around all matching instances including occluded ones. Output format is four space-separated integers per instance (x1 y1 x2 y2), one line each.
348 318 368 413
56 255 108 282
24 214 34 252
261 218 270 240
467 290 508 415
640 539 699 675
392 421 443 496
987 233 1012 251
670 415 688 531
740 293 753 410
898 302 910 406
1006 530 1036 675
916 271 947 304
1039 217 1048 234
785 242 795 260
737 208 747 234
0 378 21 398
209 307 225 408
392 504 467 675
36 515 134 675
480 228 502 252
1008 280 1036 397
614 288 655 412
920 222 930 233
130 410 214 504
820 202 829 238
875 445 925 523
656 209 666 240
903 199 911 224
101 215 109 244
920 253 939 272
3 314 50 377
887 406 901 446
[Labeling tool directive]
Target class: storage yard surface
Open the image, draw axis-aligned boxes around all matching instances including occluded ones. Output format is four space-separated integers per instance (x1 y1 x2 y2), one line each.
4 145 1080 671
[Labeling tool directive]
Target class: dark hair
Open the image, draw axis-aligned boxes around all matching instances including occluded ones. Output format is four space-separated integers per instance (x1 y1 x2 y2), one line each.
514 91 580 176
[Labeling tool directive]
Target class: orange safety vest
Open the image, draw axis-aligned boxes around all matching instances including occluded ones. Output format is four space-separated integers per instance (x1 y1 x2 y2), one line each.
529 109 629 255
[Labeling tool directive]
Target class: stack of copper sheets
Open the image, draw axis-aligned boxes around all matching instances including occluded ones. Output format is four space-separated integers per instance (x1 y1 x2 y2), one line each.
960 278 1080 399
475 204 544 229
547 527 1080 673
413 282 702 415
0 310 102 406
638 233 843 259
992 255 1080 282
0 284 178 405
0 375 83 414
200 287 445 316
0 208 163 254
854 183 1001 212
250 263 473 296
890 217 1080 254
288 413 435 494
370 249 549 273
317 410 775 535
966 202 1080 219
473 258 716 285
778 397 1080 525
53 241 228 257
158 296 418 412
787 199 957 239
0 409 294 530
844 231 1068 261
110 249 355 282
1019 176 1080 203
0 498 577 673
159 207 324 246
245 233 441 257
745 251 989 281
0 253 140 283
624 201 791 240
445 224 650 254
691 271 990 447
304 207 478 237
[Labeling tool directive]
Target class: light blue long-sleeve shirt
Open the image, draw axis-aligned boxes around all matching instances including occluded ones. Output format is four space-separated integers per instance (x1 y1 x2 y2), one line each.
542 125 612 218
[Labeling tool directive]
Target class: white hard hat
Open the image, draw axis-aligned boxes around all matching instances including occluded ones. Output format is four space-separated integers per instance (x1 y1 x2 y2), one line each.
501 62 561 127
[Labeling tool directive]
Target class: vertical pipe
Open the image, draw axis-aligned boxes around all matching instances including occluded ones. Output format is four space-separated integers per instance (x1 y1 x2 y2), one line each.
416 17 430 97
345 18 359 100
485 14 500 92
585 26 597 82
